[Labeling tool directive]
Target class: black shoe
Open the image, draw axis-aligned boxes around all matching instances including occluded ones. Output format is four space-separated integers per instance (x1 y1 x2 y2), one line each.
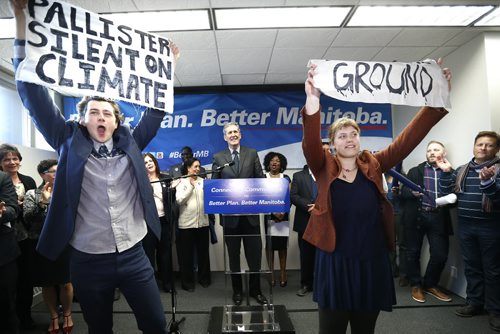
232 292 243 306
19 316 36 330
296 286 312 297
490 314 500 332
182 285 195 292
455 304 484 317
398 276 409 287
113 288 121 301
250 293 268 305
163 284 172 293
199 281 210 288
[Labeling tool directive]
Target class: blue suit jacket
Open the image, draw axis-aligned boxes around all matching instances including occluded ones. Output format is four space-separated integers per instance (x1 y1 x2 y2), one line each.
14 58 163 261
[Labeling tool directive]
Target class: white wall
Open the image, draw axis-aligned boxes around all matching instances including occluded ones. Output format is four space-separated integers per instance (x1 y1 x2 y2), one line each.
13 145 58 185
393 31 500 298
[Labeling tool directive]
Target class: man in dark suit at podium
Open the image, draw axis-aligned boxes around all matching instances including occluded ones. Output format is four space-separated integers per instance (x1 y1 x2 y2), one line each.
212 122 267 306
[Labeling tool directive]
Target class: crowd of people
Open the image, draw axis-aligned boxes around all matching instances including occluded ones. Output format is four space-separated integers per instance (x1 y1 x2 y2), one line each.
2 0 499 333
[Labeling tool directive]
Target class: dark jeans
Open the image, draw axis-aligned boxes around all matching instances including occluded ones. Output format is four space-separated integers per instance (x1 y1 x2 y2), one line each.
70 243 166 334
297 231 316 288
459 217 500 314
318 308 379 334
406 211 449 288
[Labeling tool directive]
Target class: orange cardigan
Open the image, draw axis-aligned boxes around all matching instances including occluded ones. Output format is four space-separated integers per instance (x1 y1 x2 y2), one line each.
302 106 448 253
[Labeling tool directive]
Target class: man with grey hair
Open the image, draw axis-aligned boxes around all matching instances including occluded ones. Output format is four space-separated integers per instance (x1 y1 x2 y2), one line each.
212 122 267 306
438 131 500 332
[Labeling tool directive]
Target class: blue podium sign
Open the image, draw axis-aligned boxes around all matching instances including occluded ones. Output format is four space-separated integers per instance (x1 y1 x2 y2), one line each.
204 178 290 214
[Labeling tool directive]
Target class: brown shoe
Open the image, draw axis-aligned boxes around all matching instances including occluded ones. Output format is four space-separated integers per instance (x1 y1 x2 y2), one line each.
411 286 426 303
424 287 452 302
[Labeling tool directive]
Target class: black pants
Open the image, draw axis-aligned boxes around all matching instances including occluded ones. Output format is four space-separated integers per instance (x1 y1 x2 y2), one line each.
406 211 449 288
224 217 262 295
297 231 316 288
142 216 173 290
0 260 19 334
176 226 211 289
319 308 380 334
15 239 33 323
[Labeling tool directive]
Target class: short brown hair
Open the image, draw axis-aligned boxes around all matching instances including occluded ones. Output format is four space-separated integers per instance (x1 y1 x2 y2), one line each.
474 131 500 147
427 140 445 149
37 159 58 174
76 96 123 125
328 117 361 143
0 144 22 170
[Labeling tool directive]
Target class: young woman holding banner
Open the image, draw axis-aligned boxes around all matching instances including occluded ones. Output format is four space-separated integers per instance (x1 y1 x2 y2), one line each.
301 62 451 334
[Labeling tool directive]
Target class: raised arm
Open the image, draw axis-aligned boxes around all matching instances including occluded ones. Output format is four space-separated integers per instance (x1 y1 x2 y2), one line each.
304 64 321 115
9 0 26 40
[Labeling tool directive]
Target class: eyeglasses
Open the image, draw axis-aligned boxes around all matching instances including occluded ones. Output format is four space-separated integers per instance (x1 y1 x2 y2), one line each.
43 170 56 174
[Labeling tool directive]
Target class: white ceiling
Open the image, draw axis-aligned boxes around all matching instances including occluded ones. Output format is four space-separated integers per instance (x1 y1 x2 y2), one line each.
1 0 499 88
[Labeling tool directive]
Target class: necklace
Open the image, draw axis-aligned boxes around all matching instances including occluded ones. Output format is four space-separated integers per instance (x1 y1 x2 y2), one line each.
341 166 358 179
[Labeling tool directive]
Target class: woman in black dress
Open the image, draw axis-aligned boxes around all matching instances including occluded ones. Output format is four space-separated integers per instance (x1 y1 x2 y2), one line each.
302 62 451 334
263 152 291 287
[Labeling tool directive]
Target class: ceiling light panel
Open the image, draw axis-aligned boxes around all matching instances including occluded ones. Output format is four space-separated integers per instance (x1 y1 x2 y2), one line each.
475 7 500 26
102 10 211 32
215 7 352 29
348 6 494 27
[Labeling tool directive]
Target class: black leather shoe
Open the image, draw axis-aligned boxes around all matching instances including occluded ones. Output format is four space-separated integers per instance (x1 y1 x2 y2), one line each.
251 293 268 305
233 292 243 306
455 304 484 317
490 314 500 332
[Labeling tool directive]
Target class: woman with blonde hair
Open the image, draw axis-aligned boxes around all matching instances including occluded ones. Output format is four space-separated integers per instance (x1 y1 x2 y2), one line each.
302 62 451 334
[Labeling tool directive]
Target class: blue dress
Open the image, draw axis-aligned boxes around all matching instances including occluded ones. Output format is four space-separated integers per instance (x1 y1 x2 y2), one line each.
313 172 396 312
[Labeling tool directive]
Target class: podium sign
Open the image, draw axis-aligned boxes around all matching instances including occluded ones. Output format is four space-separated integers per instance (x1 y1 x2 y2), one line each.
204 178 290 214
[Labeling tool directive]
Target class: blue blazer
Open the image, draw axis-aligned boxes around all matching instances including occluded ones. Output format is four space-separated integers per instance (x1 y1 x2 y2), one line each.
14 58 163 260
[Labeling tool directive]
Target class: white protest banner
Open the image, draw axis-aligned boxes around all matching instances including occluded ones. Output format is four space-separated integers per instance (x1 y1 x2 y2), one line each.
309 59 450 108
16 0 175 112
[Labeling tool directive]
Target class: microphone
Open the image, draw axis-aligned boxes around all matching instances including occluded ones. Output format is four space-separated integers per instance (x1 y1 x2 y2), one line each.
216 161 235 171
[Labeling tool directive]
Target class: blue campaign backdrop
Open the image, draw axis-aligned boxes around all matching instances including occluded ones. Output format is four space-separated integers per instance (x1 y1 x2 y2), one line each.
63 91 392 171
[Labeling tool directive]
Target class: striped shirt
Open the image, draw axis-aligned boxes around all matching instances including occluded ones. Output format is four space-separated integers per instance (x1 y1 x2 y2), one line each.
439 161 500 222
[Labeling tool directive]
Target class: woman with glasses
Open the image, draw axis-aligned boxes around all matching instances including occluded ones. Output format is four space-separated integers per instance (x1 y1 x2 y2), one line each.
24 159 74 334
